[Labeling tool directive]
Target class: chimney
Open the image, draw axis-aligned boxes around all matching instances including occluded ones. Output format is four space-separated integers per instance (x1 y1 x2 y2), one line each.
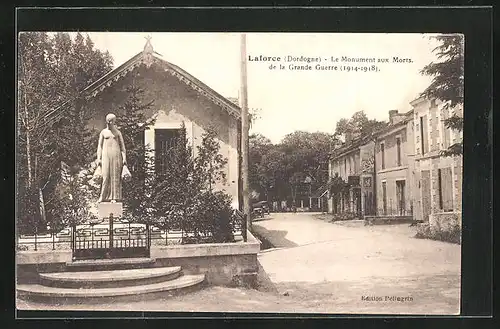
389 110 404 125
345 131 353 143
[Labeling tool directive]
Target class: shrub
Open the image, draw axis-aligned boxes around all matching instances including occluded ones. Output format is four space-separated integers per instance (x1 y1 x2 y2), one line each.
143 126 237 244
182 191 236 244
415 222 461 244
330 211 360 221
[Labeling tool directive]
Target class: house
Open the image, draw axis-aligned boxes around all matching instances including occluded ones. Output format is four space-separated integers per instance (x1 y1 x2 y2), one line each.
56 38 242 208
327 133 375 216
327 109 415 219
373 110 415 217
410 96 463 227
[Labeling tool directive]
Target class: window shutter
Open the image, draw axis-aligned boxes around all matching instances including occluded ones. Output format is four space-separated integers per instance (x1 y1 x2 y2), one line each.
441 167 453 211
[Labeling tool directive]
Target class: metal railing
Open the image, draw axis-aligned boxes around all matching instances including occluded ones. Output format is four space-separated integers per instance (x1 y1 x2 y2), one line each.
377 198 413 217
17 212 248 252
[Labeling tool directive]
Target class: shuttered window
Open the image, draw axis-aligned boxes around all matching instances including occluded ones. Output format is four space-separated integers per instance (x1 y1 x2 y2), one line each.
380 143 385 169
396 137 402 166
420 115 428 154
438 167 453 211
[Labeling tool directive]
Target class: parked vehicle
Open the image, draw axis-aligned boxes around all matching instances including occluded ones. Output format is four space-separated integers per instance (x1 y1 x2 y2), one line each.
252 201 270 218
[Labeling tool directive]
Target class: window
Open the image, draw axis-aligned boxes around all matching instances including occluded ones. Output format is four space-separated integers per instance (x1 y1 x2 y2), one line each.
344 158 347 175
155 128 184 176
380 143 385 169
396 137 402 166
438 168 453 211
382 181 387 215
420 116 428 154
442 119 451 149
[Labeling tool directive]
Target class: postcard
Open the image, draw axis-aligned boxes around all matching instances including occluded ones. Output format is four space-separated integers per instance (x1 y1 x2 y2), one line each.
16 31 463 315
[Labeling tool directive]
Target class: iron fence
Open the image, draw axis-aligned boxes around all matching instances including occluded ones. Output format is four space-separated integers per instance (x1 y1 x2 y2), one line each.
17 212 248 253
378 198 414 217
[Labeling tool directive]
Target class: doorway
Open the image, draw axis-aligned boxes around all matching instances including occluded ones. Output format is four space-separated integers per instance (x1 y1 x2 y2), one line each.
396 180 406 215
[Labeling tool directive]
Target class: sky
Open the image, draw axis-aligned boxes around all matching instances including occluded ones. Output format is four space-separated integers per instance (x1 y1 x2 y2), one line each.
82 32 440 144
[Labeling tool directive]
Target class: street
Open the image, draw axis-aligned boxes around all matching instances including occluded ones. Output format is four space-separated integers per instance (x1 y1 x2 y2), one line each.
253 212 461 314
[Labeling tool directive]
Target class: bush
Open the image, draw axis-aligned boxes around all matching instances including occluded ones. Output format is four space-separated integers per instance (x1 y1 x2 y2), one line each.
182 191 236 244
330 211 360 221
415 222 461 244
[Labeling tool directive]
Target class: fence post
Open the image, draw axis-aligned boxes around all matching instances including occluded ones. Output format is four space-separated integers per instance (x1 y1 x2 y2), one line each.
109 213 114 250
243 214 248 242
91 224 94 249
34 227 38 251
52 231 55 251
71 224 75 256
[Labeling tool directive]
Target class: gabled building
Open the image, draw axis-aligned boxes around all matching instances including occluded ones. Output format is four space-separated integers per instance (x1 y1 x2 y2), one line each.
55 38 242 208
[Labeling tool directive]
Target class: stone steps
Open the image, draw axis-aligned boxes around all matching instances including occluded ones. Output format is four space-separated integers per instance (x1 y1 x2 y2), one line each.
17 259 206 304
39 266 182 289
17 274 206 304
65 257 156 272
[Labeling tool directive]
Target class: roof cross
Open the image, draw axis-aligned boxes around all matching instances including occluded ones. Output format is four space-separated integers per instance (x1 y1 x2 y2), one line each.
143 35 154 54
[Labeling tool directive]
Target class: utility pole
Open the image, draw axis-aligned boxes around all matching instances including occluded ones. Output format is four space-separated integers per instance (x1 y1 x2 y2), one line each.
240 33 251 231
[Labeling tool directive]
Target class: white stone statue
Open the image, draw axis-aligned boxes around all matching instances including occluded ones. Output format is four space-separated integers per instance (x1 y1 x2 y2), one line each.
96 113 127 203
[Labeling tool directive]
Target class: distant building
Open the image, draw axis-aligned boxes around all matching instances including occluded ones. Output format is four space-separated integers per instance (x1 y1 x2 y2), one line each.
328 96 463 227
327 134 372 216
410 97 463 226
327 109 415 218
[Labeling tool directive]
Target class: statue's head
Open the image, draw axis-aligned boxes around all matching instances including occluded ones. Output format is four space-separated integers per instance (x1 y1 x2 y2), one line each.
106 113 116 125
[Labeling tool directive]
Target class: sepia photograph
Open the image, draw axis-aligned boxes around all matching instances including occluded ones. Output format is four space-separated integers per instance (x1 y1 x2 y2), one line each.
16 31 464 315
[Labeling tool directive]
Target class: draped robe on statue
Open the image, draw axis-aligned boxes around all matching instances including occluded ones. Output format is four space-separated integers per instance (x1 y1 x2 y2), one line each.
97 128 126 202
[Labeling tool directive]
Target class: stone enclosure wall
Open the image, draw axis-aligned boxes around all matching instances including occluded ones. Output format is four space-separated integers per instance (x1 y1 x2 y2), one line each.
17 231 261 287
415 212 461 244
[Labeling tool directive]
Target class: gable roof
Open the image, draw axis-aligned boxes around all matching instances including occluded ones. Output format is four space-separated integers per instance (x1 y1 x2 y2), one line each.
45 45 241 126
82 51 242 119
329 109 414 160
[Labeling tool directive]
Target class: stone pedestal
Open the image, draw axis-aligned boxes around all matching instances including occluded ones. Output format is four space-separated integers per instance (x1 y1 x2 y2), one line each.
98 202 123 219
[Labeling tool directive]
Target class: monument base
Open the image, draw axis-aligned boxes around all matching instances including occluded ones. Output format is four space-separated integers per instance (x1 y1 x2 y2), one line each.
98 202 123 219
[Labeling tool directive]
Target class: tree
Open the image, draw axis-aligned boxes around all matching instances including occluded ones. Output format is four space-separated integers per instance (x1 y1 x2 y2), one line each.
249 133 273 197
289 171 306 207
147 126 234 242
420 34 464 156
280 131 335 192
260 147 289 201
17 32 113 233
117 86 157 222
248 131 337 205
150 125 195 231
194 128 228 191
334 111 386 142
46 165 95 233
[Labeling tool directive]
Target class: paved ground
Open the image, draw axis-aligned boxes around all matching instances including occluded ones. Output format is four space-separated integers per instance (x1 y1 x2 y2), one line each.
252 212 461 314
17 212 461 315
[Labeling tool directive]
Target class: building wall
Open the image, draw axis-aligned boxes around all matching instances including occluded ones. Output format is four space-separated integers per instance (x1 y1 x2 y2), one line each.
328 148 359 213
84 63 239 206
374 119 415 216
412 97 463 224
